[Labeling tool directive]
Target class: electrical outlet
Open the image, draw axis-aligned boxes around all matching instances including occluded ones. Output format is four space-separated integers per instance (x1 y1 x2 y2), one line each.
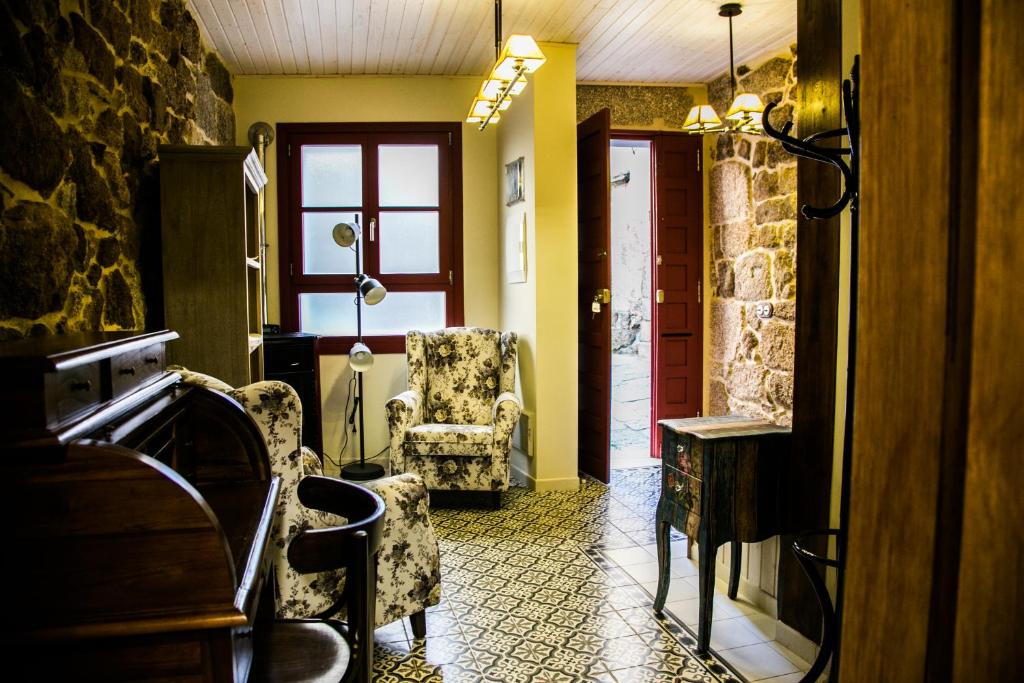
755 302 774 319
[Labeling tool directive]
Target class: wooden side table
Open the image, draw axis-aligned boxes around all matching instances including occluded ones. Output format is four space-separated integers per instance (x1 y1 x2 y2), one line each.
653 416 791 654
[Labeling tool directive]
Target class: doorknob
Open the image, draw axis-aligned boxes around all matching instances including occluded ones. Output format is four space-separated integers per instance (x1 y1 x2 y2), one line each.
593 288 611 304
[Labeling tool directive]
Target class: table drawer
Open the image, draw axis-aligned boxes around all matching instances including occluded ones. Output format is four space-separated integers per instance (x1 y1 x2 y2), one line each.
663 464 701 512
264 342 313 374
111 344 165 398
665 431 702 479
48 362 102 425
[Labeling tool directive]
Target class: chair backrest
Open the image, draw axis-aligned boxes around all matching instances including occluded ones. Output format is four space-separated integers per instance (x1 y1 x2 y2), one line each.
407 327 517 425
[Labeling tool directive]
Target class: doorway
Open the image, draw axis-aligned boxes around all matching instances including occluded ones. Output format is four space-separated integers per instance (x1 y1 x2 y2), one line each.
609 138 657 469
577 109 704 483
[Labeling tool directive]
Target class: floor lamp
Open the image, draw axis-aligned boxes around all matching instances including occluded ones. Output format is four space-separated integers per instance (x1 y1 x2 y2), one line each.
332 219 387 481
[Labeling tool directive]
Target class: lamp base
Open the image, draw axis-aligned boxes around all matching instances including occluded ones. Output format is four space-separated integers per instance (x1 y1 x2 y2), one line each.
341 461 386 481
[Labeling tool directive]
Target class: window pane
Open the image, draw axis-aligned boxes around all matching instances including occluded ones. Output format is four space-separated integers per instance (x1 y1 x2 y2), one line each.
378 145 438 207
302 212 362 274
378 212 440 274
302 145 362 207
299 291 446 337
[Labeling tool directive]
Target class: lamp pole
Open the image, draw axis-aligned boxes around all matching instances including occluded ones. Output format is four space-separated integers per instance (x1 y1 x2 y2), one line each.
342 221 385 481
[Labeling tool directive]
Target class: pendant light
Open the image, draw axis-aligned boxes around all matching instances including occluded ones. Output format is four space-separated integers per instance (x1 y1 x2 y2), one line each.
683 3 765 135
467 1 546 130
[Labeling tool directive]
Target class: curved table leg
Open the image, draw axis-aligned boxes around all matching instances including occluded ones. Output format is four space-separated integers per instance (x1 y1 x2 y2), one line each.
728 541 742 599
696 525 717 654
653 511 672 615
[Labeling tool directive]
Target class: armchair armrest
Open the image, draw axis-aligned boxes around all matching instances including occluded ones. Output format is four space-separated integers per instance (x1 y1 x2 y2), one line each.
492 392 523 445
287 476 386 575
386 390 423 473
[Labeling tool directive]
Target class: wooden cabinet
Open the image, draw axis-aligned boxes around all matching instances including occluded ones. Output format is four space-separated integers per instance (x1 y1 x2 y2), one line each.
264 332 323 454
159 145 268 387
653 415 791 654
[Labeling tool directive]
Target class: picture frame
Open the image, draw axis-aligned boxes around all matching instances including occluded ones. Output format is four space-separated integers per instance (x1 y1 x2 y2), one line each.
505 156 525 206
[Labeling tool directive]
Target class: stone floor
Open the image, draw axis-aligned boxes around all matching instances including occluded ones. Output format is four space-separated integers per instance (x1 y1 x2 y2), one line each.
371 468 809 682
611 352 659 469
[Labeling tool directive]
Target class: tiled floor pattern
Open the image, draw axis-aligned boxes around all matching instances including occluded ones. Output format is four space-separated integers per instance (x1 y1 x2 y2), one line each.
371 467 805 681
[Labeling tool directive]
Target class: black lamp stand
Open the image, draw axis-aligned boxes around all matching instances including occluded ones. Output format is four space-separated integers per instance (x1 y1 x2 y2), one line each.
341 229 385 482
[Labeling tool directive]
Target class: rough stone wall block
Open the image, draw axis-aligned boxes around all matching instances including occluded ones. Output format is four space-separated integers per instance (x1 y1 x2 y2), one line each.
0 0 236 340
707 47 798 426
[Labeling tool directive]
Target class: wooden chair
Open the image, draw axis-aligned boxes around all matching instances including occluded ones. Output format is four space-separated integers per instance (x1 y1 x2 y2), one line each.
252 476 385 683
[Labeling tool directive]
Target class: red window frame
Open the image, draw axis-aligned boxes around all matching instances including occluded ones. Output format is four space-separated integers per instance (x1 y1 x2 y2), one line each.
276 122 464 354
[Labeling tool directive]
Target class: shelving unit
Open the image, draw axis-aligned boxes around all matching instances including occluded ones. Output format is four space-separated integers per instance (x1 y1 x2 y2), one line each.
160 145 269 387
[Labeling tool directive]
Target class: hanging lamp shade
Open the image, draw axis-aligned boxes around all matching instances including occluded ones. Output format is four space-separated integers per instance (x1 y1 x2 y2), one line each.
481 77 527 101
466 98 502 124
726 92 766 132
683 105 725 134
492 35 546 80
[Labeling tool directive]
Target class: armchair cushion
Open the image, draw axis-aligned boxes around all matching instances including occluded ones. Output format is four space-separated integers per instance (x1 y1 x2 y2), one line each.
405 423 493 457
419 328 501 425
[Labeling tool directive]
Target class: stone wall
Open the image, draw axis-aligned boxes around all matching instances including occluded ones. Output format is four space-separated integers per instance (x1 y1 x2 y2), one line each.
577 84 700 128
707 47 798 426
0 0 235 339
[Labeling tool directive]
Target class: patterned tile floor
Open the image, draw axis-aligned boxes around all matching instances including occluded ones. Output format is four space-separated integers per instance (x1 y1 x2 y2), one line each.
371 467 805 682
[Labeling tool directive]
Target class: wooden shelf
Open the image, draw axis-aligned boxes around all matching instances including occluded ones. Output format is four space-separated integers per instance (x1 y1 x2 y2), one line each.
250 621 351 683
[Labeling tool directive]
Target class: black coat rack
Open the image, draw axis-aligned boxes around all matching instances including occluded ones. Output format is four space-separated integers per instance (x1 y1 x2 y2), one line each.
761 56 859 682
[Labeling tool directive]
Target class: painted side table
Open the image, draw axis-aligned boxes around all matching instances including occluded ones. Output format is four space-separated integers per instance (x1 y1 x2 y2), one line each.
653 416 791 654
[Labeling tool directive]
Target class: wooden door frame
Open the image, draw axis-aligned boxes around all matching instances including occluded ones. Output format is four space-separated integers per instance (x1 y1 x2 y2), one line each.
609 129 704 459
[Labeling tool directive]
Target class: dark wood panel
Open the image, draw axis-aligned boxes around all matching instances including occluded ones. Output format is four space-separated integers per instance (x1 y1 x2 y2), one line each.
952 0 1022 678
779 0 842 642
839 1 959 680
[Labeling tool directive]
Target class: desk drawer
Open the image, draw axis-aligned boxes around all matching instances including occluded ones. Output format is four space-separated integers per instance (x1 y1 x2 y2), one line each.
665 431 702 479
111 344 165 398
664 464 701 512
48 363 102 425
264 342 313 374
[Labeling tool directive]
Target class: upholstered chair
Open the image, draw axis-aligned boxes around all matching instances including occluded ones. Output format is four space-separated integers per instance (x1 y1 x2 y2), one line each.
386 327 522 508
171 367 442 636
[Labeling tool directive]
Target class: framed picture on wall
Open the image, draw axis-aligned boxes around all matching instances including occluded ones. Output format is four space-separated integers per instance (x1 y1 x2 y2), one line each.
505 157 524 206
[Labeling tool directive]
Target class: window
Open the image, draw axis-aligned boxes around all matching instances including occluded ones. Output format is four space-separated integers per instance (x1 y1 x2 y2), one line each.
277 123 464 354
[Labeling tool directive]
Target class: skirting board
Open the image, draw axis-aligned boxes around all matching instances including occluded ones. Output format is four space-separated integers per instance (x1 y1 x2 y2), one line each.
510 459 580 492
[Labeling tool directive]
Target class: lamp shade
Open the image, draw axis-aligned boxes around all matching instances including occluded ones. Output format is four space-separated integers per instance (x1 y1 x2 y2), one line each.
726 92 766 119
492 34 546 80
481 77 527 101
466 98 502 124
356 274 387 305
332 221 360 248
682 105 725 134
349 342 374 372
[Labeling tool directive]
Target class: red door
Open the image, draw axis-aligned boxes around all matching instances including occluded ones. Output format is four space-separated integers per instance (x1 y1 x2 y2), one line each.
577 109 612 483
652 135 704 454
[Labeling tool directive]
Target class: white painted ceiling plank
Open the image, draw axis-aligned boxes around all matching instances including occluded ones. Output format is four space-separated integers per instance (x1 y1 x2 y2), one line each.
378 0 409 74
418 0 462 74
225 0 272 73
578 0 682 78
246 0 285 74
437 1 488 75
298 0 323 75
261 0 299 74
216 1 258 74
392 0 427 74
190 0 244 73
351 0 372 76
317 0 339 74
336 0 354 74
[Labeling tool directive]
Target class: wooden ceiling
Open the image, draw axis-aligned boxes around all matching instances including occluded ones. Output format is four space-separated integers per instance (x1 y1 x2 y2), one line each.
189 0 796 83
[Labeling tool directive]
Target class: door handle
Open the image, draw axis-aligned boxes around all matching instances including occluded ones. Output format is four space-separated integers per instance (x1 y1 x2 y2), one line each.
369 217 376 242
593 288 611 304
656 289 665 303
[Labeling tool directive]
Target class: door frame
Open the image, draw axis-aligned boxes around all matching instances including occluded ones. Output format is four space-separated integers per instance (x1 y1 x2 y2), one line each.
609 129 705 460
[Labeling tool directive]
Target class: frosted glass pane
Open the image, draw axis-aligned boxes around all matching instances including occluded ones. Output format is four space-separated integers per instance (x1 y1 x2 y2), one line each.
379 212 440 274
302 212 362 274
300 292 446 337
302 145 362 207
378 145 438 207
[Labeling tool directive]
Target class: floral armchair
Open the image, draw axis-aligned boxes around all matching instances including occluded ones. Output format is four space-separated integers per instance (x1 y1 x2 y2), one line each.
171 367 441 634
386 328 522 508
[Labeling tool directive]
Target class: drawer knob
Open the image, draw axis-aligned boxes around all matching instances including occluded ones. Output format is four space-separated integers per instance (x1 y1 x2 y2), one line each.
675 482 685 494
120 366 136 376
70 380 92 392
676 444 685 453
289 361 301 367
144 356 159 365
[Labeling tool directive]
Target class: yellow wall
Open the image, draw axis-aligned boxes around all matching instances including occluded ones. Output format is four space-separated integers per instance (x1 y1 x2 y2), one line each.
499 43 580 490
232 76 499 463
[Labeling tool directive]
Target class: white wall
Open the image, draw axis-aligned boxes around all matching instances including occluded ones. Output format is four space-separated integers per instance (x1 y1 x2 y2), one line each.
233 76 499 463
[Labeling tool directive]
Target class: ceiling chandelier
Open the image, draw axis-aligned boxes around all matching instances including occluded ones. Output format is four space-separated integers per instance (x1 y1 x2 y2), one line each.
683 3 766 135
466 0 546 131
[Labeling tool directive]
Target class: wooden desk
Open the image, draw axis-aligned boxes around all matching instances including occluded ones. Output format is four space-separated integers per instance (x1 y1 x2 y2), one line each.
653 416 791 654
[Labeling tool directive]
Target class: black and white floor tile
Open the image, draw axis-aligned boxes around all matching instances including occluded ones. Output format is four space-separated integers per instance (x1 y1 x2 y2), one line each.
372 467 807 682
